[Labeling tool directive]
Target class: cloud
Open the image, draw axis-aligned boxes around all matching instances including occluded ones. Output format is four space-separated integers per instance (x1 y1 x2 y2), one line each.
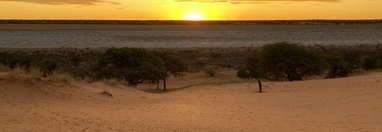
175 0 340 3
0 0 120 5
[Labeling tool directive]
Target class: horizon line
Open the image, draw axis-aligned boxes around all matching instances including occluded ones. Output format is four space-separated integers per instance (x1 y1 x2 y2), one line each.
1 19 382 21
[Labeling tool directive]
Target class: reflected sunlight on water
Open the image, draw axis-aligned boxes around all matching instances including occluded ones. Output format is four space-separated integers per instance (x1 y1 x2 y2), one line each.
0 25 382 48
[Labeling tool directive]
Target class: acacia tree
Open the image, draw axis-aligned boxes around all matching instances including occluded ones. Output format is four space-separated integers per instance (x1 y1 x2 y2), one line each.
237 54 261 79
259 42 323 81
155 52 186 91
237 54 264 93
238 42 323 81
94 48 166 86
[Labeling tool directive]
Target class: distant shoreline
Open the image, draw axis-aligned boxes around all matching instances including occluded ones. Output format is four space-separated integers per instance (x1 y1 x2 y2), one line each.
1 20 382 25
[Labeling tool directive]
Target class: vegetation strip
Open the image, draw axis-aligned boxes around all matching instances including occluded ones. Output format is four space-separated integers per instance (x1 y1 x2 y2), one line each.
1 42 382 91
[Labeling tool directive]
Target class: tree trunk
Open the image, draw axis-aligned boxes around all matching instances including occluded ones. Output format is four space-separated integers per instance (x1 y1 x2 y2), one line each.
258 79 263 93
42 72 47 78
156 80 159 90
287 73 294 81
163 77 167 91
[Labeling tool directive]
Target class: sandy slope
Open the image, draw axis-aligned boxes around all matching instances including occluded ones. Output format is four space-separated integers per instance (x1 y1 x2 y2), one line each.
0 71 381 132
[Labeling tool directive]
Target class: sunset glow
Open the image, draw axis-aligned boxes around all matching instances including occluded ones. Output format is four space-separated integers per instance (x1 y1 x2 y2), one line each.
0 0 382 20
185 14 204 21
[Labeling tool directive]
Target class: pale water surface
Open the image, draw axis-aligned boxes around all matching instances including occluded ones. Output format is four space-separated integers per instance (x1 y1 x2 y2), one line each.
0 24 381 48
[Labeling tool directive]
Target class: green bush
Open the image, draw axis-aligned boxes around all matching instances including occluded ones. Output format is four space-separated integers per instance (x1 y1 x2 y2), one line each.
204 65 217 77
237 68 251 79
66 67 89 80
0 52 31 71
321 53 351 78
377 47 382 68
39 60 58 78
94 48 166 86
154 52 186 77
237 54 261 79
362 55 379 71
245 42 323 81
326 62 352 78
341 47 363 70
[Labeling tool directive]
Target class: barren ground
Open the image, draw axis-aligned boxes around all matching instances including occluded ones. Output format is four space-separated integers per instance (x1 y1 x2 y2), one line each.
1 70 381 132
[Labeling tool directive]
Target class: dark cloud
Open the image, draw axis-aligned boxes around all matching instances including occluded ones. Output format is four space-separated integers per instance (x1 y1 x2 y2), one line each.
175 0 340 3
0 0 120 5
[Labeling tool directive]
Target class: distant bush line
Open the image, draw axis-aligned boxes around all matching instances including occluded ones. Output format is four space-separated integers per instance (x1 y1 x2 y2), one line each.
1 20 382 25
237 43 382 81
1 43 382 87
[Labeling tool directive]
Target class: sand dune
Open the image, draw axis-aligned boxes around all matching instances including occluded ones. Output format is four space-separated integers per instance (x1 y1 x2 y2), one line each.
1 71 381 132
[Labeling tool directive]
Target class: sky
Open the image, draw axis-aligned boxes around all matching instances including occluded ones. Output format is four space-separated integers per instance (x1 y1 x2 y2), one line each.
0 0 381 20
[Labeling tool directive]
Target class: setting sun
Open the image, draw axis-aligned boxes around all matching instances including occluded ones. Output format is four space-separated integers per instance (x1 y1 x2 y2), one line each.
1 0 382 131
185 14 205 21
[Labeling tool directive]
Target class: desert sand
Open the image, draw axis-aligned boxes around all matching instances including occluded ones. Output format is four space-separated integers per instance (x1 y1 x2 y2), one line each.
1 70 381 132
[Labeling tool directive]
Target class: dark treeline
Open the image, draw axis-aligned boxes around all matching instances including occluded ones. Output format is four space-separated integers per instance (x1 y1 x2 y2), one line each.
1 20 382 25
1 43 382 89
0 47 250 78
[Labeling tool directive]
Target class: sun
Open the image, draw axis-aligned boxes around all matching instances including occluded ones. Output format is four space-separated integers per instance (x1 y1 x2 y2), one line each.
185 14 205 21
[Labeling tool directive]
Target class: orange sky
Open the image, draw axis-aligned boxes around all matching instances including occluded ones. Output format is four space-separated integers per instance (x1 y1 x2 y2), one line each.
0 0 381 20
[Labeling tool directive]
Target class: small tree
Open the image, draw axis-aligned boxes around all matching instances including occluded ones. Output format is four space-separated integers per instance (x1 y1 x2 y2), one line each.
237 53 264 93
94 48 166 86
155 52 186 91
246 42 322 81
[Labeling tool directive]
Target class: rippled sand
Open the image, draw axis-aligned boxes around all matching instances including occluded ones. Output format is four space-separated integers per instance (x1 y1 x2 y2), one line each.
1 71 381 132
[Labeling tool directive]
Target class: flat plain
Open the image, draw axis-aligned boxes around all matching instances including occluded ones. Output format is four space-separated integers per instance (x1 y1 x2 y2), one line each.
1 24 382 48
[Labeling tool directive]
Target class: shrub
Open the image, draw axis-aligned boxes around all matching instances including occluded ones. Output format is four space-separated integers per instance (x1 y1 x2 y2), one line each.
204 65 217 77
66 67 89 80
237 68 251 79
47 72 71 82
251 42 323 81
326 64 352 78
237 54 262 79
362 55 379 71
237 59 261 80
68 52 81 66
341 47 363 70
0 52 31 71
377 47 382 68
39 60 58 78
94 48 165 86
319 52 351 78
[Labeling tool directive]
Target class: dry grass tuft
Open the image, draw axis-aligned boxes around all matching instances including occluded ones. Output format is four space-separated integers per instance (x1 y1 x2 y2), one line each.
0 64 10 72
6 66 40 79
46 72 71 83
101 89 113 97
0 66 72 83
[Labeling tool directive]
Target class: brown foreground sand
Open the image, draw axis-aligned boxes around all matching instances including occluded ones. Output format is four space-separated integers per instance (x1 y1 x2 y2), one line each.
0 71 381 132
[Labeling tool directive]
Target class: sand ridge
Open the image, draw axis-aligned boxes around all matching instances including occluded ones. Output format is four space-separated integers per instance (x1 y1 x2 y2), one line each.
1 71 381 132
